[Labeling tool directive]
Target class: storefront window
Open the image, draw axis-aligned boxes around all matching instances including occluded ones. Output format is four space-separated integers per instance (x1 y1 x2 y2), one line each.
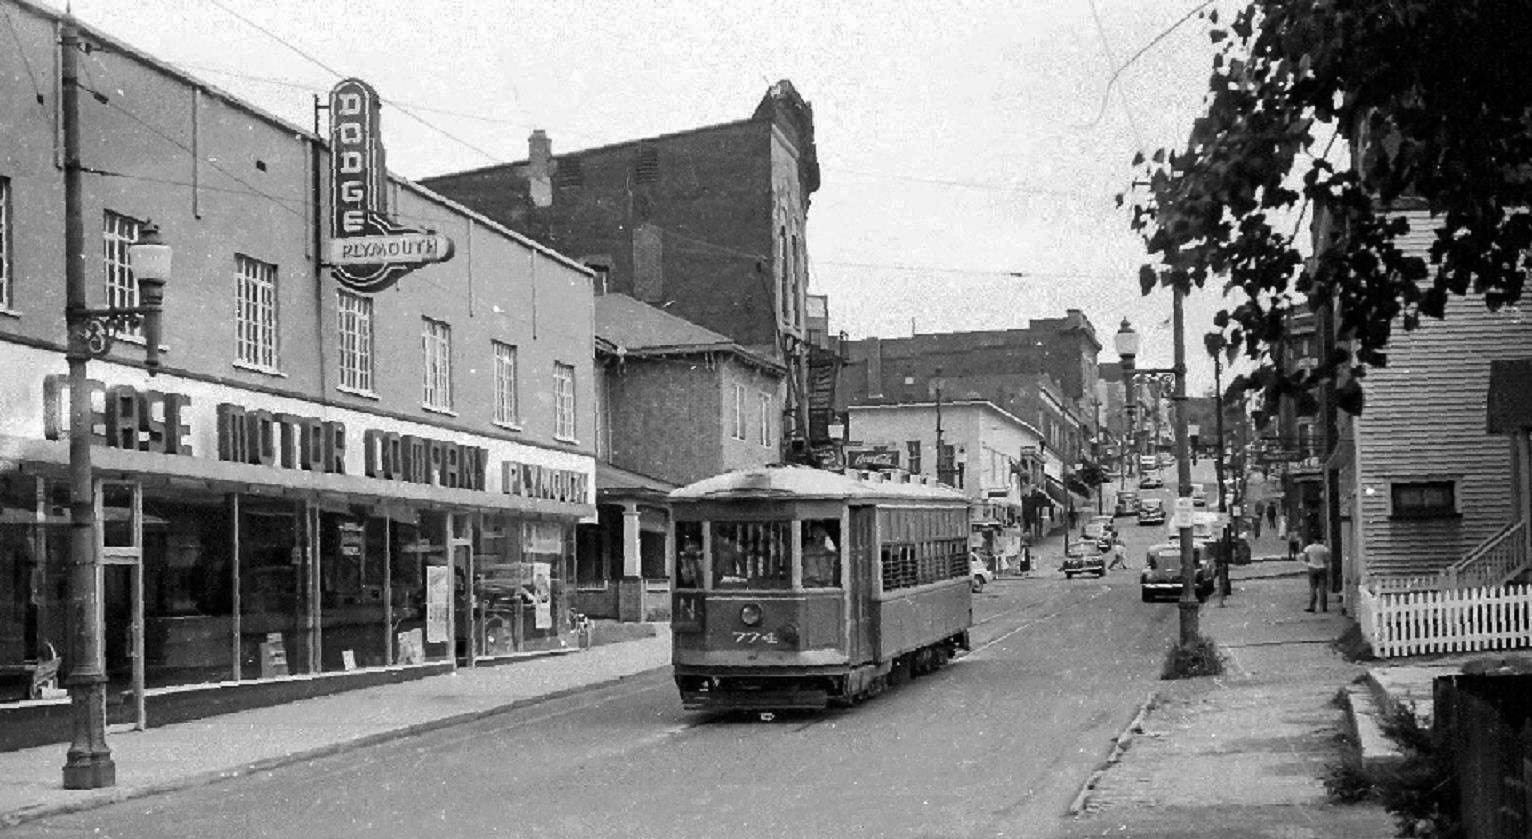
239 499 309 680
521 521 570 650
319 512 388 671
476 513 525 657
389 511 451 665
142 491 234 688
0 476 69 704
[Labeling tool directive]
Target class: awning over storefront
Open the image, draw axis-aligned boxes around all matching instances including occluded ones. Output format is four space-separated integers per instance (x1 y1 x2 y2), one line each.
1487 359 1532 433
1043 475 1067 507
595 462 676 502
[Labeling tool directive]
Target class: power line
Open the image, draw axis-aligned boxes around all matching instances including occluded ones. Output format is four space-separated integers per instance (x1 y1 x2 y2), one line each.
204 0 505 166
1086 0 1147 150
1075 0 1218 132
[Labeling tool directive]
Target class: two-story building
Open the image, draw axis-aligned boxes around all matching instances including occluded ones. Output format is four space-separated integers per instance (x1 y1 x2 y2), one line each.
0 0 595 739
579 293 785 622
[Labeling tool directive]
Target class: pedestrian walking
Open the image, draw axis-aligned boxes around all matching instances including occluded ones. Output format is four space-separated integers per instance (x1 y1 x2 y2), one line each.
1286 526 1301 562
1252 500 1264 538
1265 502 1278 531
1106 537 1128 570
1301 534 1330 612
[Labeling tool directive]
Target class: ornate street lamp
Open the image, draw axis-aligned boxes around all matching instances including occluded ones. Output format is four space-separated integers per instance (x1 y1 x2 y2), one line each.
61 15 172 789
1115 316 1200 647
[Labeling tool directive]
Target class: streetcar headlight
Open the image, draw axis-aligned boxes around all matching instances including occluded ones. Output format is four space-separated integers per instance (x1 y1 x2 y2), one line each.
739 603 763 626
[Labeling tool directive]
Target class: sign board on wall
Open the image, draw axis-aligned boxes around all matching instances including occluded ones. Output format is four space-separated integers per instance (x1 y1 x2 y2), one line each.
328 78 453 293
425 565 450 643
4 348 595 510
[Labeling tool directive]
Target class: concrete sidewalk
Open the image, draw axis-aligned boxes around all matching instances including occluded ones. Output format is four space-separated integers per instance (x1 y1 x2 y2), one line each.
0 628 673 828
1059 563 1398 838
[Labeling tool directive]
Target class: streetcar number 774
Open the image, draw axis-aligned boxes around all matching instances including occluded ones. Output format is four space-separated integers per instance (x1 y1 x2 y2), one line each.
732 631 778 645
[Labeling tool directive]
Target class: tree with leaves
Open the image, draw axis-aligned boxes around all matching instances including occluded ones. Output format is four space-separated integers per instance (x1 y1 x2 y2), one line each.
1125 0 1532 415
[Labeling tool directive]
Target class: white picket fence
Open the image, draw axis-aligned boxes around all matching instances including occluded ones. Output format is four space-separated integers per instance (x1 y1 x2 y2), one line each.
1358 581 1532 658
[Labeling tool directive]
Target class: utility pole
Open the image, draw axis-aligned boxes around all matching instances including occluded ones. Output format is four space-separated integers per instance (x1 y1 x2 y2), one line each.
933 369 947 486
1212 346 1227 513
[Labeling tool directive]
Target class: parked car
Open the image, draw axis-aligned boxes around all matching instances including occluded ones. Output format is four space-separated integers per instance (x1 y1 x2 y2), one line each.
970 555 995 593
1061 544 1106 579
1140 542 1212 602
1138 454 1159 472
1139 473 1165 490
1167 511 1228 547
1190 483 1208 507
1138 497 1166 526
1113 490 1140 517
1082 515 1116 552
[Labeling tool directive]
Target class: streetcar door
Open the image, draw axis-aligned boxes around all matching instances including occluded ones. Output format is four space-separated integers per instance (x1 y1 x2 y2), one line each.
846 505 877 663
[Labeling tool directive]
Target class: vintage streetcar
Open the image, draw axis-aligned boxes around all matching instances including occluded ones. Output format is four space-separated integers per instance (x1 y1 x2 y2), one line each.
669 465 973 711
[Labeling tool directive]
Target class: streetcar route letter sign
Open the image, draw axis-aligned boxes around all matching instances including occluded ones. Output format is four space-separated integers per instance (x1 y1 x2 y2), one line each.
328 78 453 294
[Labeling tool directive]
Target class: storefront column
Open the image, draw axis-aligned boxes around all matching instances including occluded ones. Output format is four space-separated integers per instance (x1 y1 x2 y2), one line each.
617 502 643 622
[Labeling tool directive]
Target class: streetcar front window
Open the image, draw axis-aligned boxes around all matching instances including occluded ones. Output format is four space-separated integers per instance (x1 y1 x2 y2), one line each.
712 521 791 589
801 519 841 588
675 521 704 589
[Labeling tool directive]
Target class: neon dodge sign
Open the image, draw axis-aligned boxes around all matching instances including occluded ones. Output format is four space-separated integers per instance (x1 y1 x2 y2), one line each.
328 78 453 293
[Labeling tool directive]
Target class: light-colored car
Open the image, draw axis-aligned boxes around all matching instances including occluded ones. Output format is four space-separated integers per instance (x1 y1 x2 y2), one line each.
1138 497 1166 526
970 555 995 593
1114 490 1140 517
1082 515 1116 552
1190 483 1208 507
1138 455 1158 472
1139 474 1165 490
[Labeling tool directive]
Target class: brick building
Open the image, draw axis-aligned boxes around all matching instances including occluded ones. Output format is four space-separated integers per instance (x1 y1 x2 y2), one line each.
0 0 595 738
421 81 824 452
839 310 1105 462
577 294 786 622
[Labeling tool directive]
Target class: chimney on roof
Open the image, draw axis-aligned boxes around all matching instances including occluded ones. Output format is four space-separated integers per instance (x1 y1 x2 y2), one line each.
528 130 553 207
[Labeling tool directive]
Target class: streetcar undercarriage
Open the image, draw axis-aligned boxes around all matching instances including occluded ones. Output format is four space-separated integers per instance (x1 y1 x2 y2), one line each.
675 631 969 712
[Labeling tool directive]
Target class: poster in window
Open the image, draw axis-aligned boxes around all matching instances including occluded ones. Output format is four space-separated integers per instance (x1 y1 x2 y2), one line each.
425 565 450 643
532 561 551 629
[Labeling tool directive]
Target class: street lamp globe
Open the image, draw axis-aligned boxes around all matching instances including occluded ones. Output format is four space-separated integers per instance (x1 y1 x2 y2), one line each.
126 223 171 373
1113 318 1139 360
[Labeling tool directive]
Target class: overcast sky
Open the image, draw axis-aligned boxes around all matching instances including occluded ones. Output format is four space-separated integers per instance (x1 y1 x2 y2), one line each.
61 0 1245 393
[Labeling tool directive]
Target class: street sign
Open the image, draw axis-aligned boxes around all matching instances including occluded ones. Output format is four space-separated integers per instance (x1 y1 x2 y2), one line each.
1172 497 1196 528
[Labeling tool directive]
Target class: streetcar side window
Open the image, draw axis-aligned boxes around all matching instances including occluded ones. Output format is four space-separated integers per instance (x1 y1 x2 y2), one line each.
675 521 704 589
712 521 791 589
800 519 841 588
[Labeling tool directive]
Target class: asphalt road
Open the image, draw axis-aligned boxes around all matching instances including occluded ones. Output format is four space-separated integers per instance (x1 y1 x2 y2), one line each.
11 465 1218 839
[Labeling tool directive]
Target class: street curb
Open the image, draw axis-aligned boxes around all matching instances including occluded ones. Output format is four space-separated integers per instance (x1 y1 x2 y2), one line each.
0 664 672 829
1067 690 1158 816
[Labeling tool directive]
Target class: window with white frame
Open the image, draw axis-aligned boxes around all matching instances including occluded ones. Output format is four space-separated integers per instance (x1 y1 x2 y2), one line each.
553 362 576 439
235 255 279 370
422 317 453 410
0 176 11 310
732 384 746 440
103 211 141 336
493 341 519 425
336 289 373 392
758 392 771 447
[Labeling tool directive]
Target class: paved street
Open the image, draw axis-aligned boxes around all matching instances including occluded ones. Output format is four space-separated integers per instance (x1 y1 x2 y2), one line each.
6 548 1180 838
4 458 1390 839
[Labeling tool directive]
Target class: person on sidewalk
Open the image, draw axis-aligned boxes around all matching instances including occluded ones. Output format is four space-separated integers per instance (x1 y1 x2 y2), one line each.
1301 534 1330 612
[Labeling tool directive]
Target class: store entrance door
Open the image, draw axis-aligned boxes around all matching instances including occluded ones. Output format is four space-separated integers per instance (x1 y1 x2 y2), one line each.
99 481 143 731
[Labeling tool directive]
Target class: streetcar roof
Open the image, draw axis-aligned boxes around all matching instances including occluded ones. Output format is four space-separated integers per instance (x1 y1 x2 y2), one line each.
669 465 969 503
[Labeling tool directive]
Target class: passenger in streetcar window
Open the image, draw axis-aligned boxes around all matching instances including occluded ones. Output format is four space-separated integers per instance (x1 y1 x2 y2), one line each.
801 522 840 588
676 537 703 589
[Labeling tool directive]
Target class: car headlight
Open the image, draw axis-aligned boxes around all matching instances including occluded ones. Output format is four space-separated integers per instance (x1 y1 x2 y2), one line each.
739 603 763 626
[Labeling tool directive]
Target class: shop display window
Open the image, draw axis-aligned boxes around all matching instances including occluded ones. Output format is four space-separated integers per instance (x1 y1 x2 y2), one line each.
319 512 388 672
239 500 309 680
141 491 235 688
0 476 69 704
389 511 450 665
